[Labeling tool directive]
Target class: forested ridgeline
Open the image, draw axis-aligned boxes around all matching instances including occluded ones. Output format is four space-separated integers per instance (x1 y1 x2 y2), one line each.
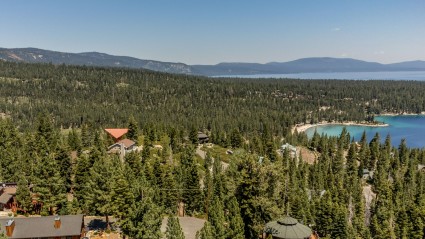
2 61 425 140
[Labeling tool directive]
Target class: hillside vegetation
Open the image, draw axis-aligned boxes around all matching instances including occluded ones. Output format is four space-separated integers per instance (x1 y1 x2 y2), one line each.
0 61 425 238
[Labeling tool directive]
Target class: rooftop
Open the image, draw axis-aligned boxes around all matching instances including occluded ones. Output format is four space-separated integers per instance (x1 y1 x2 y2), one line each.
0 214 84 238
105 128 128 139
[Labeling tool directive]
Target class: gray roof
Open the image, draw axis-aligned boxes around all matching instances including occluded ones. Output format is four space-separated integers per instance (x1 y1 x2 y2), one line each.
198 133 208 139
265 216 312 239
0 214 83 238
0 193 13 204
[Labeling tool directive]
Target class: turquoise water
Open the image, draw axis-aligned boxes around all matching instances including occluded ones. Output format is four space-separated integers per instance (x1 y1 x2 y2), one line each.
305 115 425 148
220 71 425 80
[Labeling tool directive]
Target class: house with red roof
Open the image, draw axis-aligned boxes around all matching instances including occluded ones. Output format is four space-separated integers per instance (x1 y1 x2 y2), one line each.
108 138 137 154
104 128 128 142
105 128 137 160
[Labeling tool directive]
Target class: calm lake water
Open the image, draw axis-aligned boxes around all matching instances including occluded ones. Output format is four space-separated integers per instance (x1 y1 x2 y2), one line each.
220 71 425 81
305 115 425 148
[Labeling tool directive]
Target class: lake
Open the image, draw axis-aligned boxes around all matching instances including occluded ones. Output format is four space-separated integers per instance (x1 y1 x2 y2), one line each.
304 115 425 148
219 71 425 81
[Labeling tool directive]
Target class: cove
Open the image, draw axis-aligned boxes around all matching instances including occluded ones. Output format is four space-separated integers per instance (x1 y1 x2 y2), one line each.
304 115 425 148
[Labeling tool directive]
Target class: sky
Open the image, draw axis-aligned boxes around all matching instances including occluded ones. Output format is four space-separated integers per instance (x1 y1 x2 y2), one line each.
0 0 424 65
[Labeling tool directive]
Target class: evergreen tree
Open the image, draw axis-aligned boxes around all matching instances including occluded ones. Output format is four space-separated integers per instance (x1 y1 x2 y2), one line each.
121 197 163 239
55 144 73 192
226 197 245 239
35 113 58 154
196 221 214 239
179 148 202 214
235 154 276 238
110 168 135 220
127 115 139 142
189 127 198 145
81 124 91 148
159 165 179 214
212 156 225 200
208 196 226 239
16 177 32 214
166 217 185 239
73 154 91 210
85 155 115 227
230 128 242 148
67 128 82 152
32 153 67 215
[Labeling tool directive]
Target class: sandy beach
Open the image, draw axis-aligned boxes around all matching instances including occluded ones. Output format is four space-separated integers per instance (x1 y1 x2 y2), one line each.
378 112 425 116
292 121 389 133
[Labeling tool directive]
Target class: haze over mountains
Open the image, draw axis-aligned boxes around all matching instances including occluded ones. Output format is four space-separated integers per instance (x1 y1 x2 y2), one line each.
1 47 425 76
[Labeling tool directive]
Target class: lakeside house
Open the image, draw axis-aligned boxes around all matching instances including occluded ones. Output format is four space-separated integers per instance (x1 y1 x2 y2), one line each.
0 214 85 239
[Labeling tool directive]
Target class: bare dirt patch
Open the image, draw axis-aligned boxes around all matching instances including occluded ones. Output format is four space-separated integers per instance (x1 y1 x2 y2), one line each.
297 146 318 164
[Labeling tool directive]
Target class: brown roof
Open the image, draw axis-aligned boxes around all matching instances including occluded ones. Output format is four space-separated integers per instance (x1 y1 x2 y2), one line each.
0 215 84 238
105 128 128 139
117 138 136 148
4 187 17 195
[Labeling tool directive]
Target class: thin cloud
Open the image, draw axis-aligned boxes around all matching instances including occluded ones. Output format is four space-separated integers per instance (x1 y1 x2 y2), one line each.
374 50 385 55
332 27 341 31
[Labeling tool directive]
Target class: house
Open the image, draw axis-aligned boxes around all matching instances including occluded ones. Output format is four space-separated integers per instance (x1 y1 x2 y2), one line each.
0 183 17 212
105 128 138 160
105 128 129 142
0 214 85 239
108 138 138 161
264 216 313 239
197 132 209 144
108 138 137 153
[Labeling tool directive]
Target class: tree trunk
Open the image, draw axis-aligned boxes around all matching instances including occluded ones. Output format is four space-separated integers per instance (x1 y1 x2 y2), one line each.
106 214 111 230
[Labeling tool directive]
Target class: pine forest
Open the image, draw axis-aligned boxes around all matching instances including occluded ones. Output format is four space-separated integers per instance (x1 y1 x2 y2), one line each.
0 61 425 238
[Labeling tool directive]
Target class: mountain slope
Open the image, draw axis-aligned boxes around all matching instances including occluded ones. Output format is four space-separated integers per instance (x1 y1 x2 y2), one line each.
1 47 425 76
386 60 425 70
0 48 193 74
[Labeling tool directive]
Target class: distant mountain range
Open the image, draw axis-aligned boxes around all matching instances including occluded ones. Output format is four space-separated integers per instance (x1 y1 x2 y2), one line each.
1 47 425 76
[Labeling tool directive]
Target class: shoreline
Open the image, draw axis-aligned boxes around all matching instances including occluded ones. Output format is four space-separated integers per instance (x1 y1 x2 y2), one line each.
378 112 425 116
292 121 389 133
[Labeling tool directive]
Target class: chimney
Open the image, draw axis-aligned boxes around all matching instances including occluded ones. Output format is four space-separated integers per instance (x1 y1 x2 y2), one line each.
5 219 15 237
54 216 61 229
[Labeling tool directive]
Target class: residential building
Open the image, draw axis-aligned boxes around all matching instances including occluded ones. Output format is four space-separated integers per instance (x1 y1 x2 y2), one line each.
0 214 85 239
0 183 17 212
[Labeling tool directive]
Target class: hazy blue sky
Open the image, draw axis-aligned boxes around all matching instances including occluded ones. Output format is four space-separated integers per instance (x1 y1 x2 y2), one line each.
1 0 424 64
